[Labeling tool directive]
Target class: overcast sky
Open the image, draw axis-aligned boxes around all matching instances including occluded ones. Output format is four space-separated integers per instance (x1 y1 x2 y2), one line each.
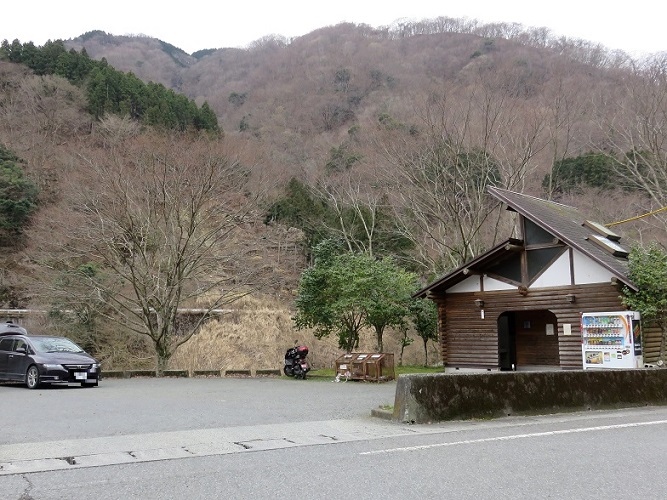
3 1 665 57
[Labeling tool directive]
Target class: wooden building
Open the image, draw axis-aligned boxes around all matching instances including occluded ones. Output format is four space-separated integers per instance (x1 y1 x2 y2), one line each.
415 187 660 372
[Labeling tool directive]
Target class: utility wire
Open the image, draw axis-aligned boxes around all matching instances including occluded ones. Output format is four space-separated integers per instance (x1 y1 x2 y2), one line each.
606 205 667 227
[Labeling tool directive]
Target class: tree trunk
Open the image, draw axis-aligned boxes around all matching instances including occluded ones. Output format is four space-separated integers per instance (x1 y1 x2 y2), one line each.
423 339 429 366
342 329 359 353
155 341 172 376
376 327 384 353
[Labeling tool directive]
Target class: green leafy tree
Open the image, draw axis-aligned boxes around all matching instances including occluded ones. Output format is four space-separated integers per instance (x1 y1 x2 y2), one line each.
293 241 369 351
364 258 417 352
33 40 67 75
3 39 217 132
1 39 25 62
542 152 617 195
265 178 331 258
325 143 362 173
195 102 220 132
293 240 416 352
55 48 93 84
409 298 439 366
0 146 39 246
622 244 667 361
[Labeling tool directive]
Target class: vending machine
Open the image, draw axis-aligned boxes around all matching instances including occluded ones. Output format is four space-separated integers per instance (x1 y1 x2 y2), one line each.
581 311 643 369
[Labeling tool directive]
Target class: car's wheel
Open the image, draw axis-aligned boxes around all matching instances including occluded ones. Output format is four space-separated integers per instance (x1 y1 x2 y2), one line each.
25 365 40 389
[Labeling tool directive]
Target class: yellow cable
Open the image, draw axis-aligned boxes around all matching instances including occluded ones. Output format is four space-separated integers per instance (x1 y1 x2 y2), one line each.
605 205 667 227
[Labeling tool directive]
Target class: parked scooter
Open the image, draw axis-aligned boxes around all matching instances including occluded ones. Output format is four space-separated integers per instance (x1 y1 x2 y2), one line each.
283 345 310 379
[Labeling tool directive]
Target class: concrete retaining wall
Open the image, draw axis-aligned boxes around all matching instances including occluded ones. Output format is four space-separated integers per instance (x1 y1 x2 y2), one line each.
393 370 667 423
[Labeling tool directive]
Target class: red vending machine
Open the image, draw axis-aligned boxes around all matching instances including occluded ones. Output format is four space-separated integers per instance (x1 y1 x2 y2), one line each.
581 311 643 369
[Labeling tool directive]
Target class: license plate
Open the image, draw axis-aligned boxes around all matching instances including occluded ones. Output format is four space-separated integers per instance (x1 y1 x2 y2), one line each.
74 372 87 380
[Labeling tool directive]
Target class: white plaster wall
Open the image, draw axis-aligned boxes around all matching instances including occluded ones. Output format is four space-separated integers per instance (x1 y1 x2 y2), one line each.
447 275 515 293
483 276 515 291
445 248 615 294
572 249 615 284
531 252 571 288
447 276 480 293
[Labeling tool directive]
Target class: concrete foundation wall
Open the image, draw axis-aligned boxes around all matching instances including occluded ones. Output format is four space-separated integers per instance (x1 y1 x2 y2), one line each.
393 370 667 423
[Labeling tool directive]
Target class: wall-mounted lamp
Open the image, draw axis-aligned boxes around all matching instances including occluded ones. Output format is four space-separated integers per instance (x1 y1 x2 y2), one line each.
474 299 485 308
565 294 576 303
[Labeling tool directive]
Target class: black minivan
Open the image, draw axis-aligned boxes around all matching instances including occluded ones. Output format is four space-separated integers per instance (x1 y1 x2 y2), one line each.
0 321 101 389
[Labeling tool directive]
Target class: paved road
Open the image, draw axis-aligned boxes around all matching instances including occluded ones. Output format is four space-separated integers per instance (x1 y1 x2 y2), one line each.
2 378 667 499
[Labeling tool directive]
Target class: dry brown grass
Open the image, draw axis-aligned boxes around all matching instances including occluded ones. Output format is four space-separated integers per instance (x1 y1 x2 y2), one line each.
170 294 440 372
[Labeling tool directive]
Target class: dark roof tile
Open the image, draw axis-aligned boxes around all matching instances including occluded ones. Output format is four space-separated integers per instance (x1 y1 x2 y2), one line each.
488 187 632 287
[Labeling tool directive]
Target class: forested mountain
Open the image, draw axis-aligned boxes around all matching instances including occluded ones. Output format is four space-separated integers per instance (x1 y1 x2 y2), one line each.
1 18 666 365
63 21 667 258
65 21 634 183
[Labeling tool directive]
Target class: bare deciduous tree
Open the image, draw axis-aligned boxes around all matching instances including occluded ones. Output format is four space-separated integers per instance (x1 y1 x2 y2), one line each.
374 75 547 274
315 176 385 257
596 56 667 203
589 54 667 235
40 133 262 374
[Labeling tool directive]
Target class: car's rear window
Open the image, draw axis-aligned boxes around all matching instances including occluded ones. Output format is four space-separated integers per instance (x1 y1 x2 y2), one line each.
30 337 84 354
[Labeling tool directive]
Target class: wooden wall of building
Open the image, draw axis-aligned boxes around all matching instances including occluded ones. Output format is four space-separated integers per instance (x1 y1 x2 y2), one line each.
436 282 626 370
514 310 559 366
643 322 665 364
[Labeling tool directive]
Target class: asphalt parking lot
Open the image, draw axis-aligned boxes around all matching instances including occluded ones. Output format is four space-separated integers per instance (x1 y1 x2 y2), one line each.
0 377 397 446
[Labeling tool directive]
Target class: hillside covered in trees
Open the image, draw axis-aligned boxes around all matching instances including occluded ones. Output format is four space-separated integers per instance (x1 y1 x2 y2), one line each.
1 17 665 369
59 23 667 256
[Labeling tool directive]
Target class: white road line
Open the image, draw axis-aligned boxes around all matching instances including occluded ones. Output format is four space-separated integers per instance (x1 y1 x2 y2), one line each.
360 419 667 455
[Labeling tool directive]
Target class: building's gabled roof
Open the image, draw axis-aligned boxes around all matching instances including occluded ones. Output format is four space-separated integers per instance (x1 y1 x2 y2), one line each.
414 237 524 297
488 187 634 288
415 187 636 297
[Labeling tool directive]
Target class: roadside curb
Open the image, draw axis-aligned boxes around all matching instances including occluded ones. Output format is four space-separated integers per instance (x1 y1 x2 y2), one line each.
102 369 283 379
